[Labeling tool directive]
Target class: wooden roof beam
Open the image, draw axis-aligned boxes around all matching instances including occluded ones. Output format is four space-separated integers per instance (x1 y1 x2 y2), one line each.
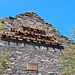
10 28 54 39
21 24 45 32
0 33 62 45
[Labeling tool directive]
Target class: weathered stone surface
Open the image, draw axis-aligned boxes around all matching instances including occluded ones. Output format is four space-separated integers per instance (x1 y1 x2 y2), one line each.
0 43 5 47
0 12 75 75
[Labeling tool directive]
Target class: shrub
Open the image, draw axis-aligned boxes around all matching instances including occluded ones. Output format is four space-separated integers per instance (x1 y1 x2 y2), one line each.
0 51 10 73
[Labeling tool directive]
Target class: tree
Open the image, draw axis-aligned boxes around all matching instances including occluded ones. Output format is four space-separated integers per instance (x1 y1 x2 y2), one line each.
68 24 75 41
0 51 10 74
0 18 6 30
0 18 10 74
59 25 75 75
59 46 75 75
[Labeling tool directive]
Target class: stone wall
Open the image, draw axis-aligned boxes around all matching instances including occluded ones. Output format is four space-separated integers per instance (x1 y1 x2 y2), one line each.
0 12 74 75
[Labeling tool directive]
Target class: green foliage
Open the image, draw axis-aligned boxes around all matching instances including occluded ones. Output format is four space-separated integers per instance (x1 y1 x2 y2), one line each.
0 17 4 22
58 46 75 75
0 23 6 30
59 24 75 74
0 18 6 30
0 51 10 73
68 24 75 41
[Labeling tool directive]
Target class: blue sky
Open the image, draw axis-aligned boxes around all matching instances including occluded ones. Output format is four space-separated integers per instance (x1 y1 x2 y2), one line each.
0 0 75 39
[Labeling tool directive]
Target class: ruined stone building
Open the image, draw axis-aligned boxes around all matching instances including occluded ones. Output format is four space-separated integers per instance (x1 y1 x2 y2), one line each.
0 12 74 75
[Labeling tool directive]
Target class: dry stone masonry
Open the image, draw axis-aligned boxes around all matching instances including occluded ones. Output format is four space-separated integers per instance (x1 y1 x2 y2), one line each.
0 12 74 75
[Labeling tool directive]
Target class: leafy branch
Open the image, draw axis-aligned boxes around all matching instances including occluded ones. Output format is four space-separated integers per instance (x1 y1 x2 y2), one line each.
0 51 10 73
